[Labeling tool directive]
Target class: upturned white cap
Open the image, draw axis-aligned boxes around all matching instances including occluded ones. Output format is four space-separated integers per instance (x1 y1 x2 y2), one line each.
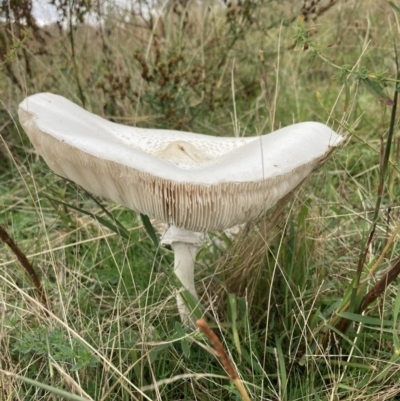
19 93 343 232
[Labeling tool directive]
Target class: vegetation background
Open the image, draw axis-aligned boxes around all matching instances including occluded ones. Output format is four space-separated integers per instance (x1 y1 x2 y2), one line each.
1 0 400 400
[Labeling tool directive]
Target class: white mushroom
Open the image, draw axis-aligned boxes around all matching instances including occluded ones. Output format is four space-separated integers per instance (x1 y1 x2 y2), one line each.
19 92 343 323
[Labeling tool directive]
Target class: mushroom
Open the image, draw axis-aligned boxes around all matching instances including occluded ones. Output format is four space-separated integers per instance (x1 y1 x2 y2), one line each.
18 93 343 324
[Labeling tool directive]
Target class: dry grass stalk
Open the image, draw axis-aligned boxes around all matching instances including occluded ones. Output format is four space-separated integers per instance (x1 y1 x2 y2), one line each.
196 318 251 401
0 225 49 315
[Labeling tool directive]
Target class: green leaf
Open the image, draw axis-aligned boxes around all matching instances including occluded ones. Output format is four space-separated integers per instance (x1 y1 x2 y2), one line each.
275 336 287 401
175 321 190 358
337 311 393 326
149 343 170 364
140 213 159 247
392 289 400 349
71 361 86 372
56 344 74 355
227 293 241 360
298 198 311 228
82 189 129 234
389 1 400 14
362 78 394 106
239 344 264 375
178 289 203 321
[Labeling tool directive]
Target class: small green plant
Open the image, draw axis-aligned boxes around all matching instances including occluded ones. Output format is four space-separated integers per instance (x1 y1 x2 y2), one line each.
13 325 99 373
0 29 30 69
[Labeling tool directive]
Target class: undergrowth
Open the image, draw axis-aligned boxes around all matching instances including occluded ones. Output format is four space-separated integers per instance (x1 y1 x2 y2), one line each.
1 0 400 400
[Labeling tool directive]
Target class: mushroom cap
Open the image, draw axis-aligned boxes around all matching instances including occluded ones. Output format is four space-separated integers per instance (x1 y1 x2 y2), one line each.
19 93 343 232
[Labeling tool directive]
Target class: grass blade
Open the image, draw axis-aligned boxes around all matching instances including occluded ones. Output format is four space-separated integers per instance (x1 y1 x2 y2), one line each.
47 196 130 240
0 370 93 401
228 293 242 360
140 213 159 247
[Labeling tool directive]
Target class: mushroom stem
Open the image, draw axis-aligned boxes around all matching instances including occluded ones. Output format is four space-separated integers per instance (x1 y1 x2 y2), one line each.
161 226 203 324
172 242 198 321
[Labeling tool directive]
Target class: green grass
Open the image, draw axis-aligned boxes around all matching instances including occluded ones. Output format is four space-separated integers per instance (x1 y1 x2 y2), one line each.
1 1 400 400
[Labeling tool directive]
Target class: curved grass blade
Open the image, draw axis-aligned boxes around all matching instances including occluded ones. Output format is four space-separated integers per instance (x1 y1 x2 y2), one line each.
47 196 130 240
389 1 400 14
80 188 129 234
140 213 159 247
0 370 92 401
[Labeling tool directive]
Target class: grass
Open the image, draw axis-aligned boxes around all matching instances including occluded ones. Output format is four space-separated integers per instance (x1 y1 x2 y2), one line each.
1 0 400 400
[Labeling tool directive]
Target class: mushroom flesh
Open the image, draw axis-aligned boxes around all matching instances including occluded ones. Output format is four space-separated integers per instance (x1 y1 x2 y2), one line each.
19 93 343 323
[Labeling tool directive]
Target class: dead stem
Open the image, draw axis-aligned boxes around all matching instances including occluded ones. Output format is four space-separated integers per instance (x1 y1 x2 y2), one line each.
196 318 251 401
0 225 50 316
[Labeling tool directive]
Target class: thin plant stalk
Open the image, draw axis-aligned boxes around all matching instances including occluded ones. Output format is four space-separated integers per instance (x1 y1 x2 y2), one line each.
352 46 398 305
197 318 251 401
0 225 49 315
359 255 400 312
322 44 400 342
67 3 85 107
